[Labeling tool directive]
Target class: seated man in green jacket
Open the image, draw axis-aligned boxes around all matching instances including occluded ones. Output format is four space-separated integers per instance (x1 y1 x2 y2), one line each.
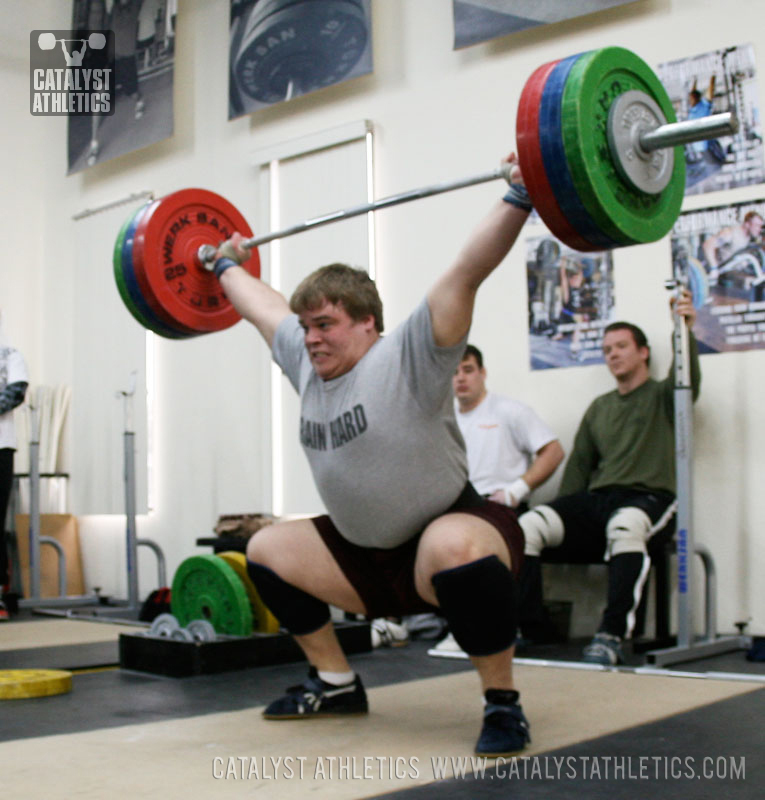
517 289 700 665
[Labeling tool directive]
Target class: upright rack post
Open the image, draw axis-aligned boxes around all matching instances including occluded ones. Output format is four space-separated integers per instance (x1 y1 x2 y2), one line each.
647 270 745 666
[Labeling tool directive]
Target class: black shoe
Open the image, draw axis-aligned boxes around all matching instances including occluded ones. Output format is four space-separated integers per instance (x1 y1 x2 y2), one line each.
475 689 531 757
263 667 369 719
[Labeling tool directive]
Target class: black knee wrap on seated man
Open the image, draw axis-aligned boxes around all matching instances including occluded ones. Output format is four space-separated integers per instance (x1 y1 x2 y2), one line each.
246 562 331 636
431 555 518 656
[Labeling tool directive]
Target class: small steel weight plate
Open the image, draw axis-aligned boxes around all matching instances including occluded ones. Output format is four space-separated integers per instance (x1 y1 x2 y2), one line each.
171 554 253 636
607 89 674 195
218 551 280 634
132 189 259 334
561 47 685 245
517 59 601 252
148 612 181 637
0 669 73 700
187 619 217 642
170 627 194 642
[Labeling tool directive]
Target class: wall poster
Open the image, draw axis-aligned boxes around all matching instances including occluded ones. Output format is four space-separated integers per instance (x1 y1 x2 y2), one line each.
452 0 643 49
229 0 373 118
657 43 765 196
67 0 177 174
525 229 614 370
672 199 765 354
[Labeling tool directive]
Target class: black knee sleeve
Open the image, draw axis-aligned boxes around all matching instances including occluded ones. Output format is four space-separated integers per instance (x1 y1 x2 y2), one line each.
431 555 518 656
246 562 331 636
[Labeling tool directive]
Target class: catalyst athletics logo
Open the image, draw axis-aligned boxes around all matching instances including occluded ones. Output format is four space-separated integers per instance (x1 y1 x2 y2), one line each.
31 30 115 116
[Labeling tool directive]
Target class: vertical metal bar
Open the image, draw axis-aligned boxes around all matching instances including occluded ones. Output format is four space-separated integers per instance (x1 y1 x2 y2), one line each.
28 403 41 600
672 286 694 649
120 374 140 611
124 427 139 610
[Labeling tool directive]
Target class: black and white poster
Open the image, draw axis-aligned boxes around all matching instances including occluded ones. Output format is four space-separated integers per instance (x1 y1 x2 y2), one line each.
67 0 177 174
452 0 643 49
229 0 373 119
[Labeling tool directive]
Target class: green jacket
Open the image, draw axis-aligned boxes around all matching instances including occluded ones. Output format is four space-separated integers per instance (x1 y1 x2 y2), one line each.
559 333 701 496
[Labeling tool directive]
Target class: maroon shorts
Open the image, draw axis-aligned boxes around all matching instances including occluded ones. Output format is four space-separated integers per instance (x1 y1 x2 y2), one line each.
312 492 524 620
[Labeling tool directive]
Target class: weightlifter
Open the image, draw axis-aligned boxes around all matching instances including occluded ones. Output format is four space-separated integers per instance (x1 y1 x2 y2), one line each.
517 290 700 665
210 154 532 757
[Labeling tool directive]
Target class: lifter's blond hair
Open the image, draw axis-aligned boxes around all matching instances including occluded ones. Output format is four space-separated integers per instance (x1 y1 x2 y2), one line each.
290 264 384 333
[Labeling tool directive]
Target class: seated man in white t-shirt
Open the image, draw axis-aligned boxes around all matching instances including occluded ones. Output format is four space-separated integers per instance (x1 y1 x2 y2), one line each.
430 343 564 656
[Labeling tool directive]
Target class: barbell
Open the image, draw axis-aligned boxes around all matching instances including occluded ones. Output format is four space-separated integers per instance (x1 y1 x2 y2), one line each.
113 46 738 338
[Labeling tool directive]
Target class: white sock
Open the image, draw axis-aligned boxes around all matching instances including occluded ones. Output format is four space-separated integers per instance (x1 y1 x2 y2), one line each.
318 669 355 686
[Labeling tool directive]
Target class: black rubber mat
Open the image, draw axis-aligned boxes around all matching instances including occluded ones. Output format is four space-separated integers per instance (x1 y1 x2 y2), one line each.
0 641 120 672
0 640 473 742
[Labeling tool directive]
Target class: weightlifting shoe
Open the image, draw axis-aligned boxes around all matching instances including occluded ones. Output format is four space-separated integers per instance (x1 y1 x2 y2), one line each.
263 667 368 719
582 632 624 665
475 689 531 757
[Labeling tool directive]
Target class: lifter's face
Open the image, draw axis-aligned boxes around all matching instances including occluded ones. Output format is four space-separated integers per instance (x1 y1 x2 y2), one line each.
453 355 487 412
299 300 378 381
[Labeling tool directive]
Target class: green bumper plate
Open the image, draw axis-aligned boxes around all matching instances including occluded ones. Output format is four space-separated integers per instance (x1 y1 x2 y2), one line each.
561 47 686 245
171 554 253 636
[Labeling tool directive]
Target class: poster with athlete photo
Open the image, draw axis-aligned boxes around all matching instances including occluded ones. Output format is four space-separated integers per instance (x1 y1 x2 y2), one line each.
671 199 765 354
67 0 177 174
657 44 765 196
525 232 614 370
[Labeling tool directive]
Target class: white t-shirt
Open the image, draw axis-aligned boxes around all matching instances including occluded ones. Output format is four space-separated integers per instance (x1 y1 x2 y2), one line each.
0 346 29 450
455 391 556 497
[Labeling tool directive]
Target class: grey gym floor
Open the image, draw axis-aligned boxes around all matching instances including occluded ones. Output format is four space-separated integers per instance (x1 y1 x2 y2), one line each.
1 613 763 799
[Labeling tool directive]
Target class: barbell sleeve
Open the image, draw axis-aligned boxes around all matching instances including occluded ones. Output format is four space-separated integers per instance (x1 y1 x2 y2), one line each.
639 111 739 152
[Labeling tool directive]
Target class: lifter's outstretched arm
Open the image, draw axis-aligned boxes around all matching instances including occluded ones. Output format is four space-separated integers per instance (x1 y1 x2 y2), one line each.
427 153 530 347
214 233 291 347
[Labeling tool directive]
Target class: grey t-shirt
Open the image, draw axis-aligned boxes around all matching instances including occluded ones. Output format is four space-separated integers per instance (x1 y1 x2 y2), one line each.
272 298 468 548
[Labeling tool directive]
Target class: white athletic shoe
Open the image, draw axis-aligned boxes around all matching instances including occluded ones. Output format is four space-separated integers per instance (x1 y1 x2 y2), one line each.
370 618 410 648
427 632 468 659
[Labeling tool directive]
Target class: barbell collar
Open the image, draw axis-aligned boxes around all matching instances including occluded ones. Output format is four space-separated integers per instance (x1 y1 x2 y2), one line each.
197 165 511 265
639 111 739 153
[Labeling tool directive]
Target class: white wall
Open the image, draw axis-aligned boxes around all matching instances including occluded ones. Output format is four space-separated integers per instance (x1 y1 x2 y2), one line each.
3 0 764 636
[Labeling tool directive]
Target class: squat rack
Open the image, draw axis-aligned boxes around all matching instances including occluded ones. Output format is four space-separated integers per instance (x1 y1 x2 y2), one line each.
646 267 747 666
15 377 166 620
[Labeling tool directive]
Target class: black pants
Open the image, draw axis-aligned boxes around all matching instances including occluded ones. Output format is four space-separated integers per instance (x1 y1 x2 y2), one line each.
0 449 14 588
521 488 676 639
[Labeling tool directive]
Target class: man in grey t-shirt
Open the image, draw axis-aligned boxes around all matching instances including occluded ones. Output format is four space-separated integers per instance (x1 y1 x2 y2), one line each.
209 154 532 757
